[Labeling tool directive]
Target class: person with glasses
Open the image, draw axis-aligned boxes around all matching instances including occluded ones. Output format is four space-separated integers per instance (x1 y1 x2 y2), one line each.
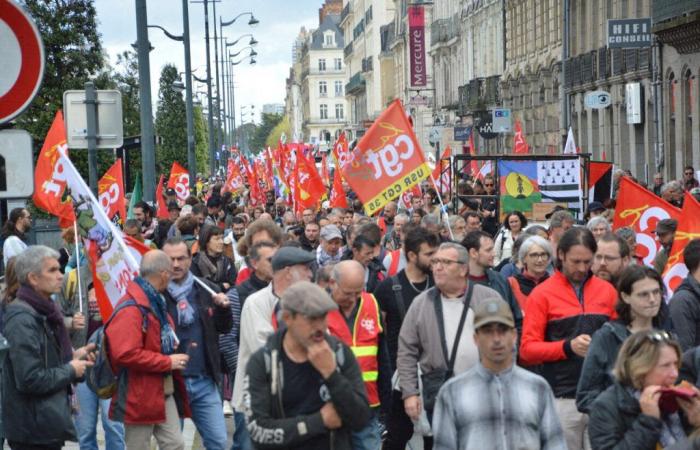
669 239 700 352
577 265 670 414
684 165 699 192
589 330 700 449
592 232 631 286
397 242 504 435
507 235 553 315
520 227 618 450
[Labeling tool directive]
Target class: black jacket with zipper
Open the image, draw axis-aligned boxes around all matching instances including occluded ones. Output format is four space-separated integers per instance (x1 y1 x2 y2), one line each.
1 299 78 446
669 275 700 351
243 330 371 450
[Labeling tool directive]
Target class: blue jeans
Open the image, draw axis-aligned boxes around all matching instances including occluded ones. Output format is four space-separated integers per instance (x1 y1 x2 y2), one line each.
231 411 253 450
74 381 125 450
352 410 381 450
185 376 228 450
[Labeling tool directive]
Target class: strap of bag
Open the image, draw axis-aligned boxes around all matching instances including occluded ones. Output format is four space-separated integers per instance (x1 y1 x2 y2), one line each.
390 276 407 322
432 282 474 377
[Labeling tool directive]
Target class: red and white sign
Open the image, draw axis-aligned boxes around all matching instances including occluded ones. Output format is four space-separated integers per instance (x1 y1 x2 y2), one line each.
0 0 45 124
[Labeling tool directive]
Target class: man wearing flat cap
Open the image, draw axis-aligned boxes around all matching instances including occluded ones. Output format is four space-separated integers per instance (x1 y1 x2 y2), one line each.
653 218 677 274
231 246 315 448
243 282 371 450
432 298 566 450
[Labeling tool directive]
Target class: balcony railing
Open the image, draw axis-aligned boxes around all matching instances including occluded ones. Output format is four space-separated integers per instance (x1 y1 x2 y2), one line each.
345 71 366 95
653 0 699 25
344 41 354 57
362 56 373 72
565 47 652 89
340 3 351 24
431 14 459 47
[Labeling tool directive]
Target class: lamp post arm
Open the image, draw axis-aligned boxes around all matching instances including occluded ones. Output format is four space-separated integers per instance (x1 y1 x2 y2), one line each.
147 24 184 41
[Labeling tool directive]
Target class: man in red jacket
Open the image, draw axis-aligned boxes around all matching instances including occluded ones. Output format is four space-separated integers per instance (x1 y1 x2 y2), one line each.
107 250 191 450
520 227 617 450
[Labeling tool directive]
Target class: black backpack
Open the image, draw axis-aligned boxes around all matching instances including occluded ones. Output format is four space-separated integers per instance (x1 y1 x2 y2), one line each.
86 300 149 399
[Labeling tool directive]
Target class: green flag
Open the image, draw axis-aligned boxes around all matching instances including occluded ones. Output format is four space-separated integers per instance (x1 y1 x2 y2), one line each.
127 176 142 219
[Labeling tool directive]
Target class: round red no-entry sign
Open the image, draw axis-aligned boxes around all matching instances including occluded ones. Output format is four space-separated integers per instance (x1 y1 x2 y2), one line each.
0 0 45 124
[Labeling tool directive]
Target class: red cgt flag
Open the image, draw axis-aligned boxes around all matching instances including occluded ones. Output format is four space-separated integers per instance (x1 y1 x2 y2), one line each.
167 162 190 202
32 111 75 227
431 145 452 194
613 177 681 267
155 174 169 219
341 100 431 215
513 120 529 154
329 161 348 209
223 159 245 194
98 159 126 226
294 153 326 211
662 192 700 293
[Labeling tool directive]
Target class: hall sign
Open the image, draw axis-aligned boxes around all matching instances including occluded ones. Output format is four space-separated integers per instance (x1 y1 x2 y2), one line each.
408 5 426 87
607 18 652 48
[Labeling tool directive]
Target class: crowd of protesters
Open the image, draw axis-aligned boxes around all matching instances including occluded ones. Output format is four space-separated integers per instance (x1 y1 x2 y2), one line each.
0 166 700 450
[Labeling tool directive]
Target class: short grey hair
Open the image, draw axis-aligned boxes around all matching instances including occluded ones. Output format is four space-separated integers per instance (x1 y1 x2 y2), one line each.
139 250 172 278
518 235 553 265
438 242 469 265
394 213 409 224
587 216 611 232
421 214 441 228
448 214 466 229
615 226 636 243
661 180 682 195
14 245 60 284
549 210 575 230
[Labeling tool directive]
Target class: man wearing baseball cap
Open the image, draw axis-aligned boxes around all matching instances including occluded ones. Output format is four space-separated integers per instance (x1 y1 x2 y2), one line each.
653 218 678 274
317 224 345 267
243 282 371 449
432 298 566 450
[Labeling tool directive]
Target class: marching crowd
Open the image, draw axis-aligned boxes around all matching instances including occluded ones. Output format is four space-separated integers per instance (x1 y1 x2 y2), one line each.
1 167 700 450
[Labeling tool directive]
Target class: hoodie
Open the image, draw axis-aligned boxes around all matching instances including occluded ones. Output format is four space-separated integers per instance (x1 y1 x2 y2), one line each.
669 275 700 351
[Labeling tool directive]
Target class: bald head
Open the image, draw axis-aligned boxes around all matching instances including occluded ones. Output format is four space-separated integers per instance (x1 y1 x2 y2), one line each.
384 201 397 219
139 250 172 291
330 260 365 309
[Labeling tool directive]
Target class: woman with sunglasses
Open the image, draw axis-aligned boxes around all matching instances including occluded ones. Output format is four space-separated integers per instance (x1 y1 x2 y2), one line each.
589 330 700 449
577 266 670 414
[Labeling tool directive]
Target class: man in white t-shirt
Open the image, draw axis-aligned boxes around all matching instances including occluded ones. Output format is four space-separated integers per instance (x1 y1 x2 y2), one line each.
2 208 31 267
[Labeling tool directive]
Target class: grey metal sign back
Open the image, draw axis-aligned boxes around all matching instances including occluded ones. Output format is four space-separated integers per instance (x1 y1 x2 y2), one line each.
63 89 124 149
0 130 34 198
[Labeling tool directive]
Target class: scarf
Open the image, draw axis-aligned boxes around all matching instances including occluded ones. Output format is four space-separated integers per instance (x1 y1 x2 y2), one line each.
16 284 74 363
167 272 196 327
135 277 177 355
196 252 227 284
317 245 342 267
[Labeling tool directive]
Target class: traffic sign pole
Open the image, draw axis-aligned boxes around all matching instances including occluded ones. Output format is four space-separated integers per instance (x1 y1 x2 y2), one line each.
85 82 98 194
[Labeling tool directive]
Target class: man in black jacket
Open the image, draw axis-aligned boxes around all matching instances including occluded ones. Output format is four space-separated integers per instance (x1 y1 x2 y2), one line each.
243 281 370 450
237 241 278 306
669 239 700 351
162 237 233 450
2 246 95 449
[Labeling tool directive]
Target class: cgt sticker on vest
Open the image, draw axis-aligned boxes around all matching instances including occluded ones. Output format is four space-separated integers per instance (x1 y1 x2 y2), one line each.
361 318 376 334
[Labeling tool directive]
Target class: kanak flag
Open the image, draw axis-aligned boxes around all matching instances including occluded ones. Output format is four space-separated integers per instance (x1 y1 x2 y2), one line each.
613 177 681 267
155 174 169 219
294 152 326 211
512 120 529 154
167 162 190 202
431 146 451 194
662 192 700 293
341 100 431 216
98 159 126 226
32 111 75 227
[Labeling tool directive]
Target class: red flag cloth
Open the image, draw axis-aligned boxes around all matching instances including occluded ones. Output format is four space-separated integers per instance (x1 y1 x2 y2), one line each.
329 162 348 209
613 176 681 267
340 100 431 215
662 192 700 293
294 152 326 211
398 184 423 210
466 130 478 177
97 159 126 226
321 152 330 187
431 146 452 194
513 120 529 154
223 159 245 194
332 132 351 169
167 162 190 202
32 110 75 227
155 175 169 219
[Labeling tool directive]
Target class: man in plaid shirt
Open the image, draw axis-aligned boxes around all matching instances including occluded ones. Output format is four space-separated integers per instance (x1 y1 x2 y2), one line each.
432 298 567 450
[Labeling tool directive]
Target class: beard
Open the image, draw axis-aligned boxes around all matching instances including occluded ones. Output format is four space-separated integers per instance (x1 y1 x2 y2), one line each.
416 260 432 275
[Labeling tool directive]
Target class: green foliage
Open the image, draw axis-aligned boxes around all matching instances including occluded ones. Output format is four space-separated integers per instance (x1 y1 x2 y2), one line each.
266 116 291 148
154 64 187 175
16 0 105 180
194 105 209 174
249 113 283 153
112 50 142 183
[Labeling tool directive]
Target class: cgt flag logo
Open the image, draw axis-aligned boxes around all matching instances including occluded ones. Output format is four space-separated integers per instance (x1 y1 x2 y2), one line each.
662 192 700 293
167 162 190 202
341 100 430 215
98 158 126 226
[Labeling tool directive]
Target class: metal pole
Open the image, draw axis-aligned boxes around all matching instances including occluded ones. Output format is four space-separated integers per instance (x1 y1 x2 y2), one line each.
652 36 665 173
135 0 156 202
220 34 228 149
183 0 196 191
561 0 571 136
203 0 216 176
84 82 99 194
230 62 237 147
212 0 222 156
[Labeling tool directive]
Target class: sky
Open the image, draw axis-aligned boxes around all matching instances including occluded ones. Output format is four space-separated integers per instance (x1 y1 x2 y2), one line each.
94 0 321 124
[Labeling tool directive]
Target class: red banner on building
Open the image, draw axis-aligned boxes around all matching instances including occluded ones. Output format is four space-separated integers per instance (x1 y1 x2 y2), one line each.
408 5 427 87
340 100 431 216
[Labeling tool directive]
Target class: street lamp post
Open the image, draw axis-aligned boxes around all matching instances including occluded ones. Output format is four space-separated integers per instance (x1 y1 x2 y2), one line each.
222 34 258 151
229 53 256 153
201 0 216 176
135 0 156 202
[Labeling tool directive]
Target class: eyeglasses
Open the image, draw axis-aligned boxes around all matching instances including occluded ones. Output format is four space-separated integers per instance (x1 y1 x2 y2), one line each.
594 254 621 263
526 252 549 260
484 183 494 187
431 258 466 267
685 172 694 176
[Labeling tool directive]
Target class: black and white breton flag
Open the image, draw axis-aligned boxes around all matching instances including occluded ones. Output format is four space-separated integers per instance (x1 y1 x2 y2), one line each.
536 159 582 216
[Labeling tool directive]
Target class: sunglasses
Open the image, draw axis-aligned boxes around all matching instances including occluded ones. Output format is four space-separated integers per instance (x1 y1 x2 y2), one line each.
629 330 673 355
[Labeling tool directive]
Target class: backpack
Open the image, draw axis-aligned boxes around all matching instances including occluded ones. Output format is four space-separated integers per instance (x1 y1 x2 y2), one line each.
86 299 149 399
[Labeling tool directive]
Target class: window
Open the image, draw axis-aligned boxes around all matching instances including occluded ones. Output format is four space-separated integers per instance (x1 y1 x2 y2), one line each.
320 104 328 119
334 80 343 96
324 32 334 47
334 58 342 70
319 81 327 96
335 104 344 119
318 58 326 71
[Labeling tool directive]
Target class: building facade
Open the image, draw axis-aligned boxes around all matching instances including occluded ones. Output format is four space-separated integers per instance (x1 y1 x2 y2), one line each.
285 28 309 142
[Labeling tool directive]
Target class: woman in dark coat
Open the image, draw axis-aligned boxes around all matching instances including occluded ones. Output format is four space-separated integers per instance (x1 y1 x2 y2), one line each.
191 225 237 292
589 330 700 450
577 265 670 413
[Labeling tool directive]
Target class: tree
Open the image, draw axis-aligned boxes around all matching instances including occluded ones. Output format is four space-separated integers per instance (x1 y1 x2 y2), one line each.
194 105 209 174
266 116 291 148
113 50 142 186
249 113 283 153
154 64 187 176
17 0 105 177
